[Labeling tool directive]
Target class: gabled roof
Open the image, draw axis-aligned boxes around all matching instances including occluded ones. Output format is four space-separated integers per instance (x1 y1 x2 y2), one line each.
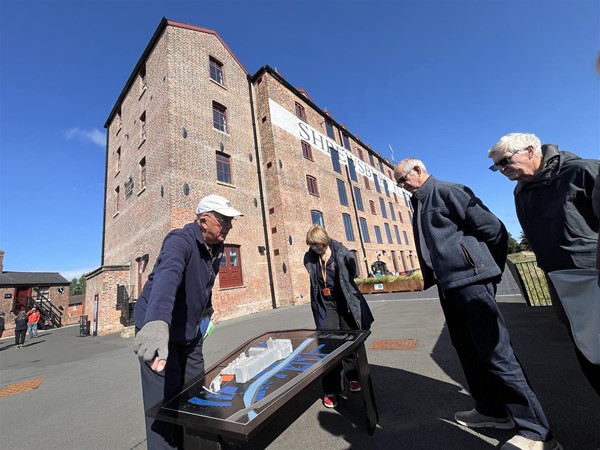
0 272 70 287
69 294 85 305
105 17 248 127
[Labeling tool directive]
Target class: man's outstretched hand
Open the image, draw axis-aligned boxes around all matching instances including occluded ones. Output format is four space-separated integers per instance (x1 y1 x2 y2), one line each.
133 320 169 372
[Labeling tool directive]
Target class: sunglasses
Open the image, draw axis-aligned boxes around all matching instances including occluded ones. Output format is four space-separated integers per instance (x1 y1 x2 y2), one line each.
489 149 526 172
396 168 414 186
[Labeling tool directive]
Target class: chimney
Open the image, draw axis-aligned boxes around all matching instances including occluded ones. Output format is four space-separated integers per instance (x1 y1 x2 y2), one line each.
0 249 4 272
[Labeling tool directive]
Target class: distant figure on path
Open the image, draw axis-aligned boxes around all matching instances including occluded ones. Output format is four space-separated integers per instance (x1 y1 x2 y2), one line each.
14 311 27 348
26 307 40 338
0 312 5 338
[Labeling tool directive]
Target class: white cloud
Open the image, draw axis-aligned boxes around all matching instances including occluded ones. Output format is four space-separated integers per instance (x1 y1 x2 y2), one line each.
60 267 96 281
66 128 105 147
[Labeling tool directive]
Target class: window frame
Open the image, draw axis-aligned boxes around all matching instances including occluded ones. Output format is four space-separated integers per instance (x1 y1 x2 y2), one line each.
216 152 232 184
212 102 228 132
306 175 319 197
342 213 355 241
209 57 224 85
337 179 348 206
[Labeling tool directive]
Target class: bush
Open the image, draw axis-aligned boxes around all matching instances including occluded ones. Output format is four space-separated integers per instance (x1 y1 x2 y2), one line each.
355 270 423 285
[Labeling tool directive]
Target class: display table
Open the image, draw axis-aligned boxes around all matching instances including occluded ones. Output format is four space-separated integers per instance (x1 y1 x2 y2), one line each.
147 328 378 448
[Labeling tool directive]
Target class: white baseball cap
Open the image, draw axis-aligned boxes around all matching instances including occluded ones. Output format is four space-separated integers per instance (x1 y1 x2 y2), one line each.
196 194 243 217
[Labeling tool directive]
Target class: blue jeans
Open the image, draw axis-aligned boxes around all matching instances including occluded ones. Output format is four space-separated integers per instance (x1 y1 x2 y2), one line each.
27 322 38 338
439 280 552 441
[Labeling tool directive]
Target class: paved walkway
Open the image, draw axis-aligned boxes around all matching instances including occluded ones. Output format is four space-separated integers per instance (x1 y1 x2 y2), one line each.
0 289 598 449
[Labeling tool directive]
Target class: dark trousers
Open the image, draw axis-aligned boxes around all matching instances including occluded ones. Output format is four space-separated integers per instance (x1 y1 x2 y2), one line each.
439 281 552 441
139 336 205 450
320 298 358 394
15 330 26 346
545 276 600 396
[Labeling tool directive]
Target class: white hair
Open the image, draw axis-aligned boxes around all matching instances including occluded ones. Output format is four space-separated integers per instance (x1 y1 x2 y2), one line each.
397 157 427 174
488 133 542 158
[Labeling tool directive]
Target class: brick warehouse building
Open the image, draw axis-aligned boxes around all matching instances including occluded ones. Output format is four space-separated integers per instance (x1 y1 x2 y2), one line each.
85 18 419 336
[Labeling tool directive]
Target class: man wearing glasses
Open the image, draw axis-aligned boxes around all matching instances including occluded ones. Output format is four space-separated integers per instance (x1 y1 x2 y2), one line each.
133 194 242 449
488 132 600 397
394 158 560 450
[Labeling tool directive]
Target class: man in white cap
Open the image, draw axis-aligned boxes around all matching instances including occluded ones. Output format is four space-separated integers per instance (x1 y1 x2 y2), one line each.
133 194 242 450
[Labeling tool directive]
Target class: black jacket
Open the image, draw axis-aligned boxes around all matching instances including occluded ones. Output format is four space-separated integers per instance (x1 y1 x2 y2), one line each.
515 145 599 272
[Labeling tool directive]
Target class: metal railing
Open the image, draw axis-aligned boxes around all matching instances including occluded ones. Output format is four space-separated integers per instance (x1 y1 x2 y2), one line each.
506 259 552 306
14 295 63 328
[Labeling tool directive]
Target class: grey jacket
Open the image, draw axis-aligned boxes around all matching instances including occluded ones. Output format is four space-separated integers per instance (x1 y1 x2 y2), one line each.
515 145 599 272
411 176 508 291
304 240 374 330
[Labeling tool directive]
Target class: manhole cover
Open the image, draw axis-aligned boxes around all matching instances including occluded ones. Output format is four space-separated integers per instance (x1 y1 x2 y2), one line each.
369 339 416 350
0 377 46 397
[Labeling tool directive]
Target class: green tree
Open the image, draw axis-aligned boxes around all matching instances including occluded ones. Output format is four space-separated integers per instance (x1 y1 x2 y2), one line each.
507 232 520 254
519 232 531 251
69 276 86 295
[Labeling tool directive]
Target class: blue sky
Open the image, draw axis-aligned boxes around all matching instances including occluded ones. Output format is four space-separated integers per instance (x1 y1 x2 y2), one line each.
0 0 598 280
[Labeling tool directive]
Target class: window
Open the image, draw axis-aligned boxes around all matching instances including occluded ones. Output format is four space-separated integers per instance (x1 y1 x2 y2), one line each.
337 179 348 206
115 147 121 174
139 157 146 190
353 187 364 211
213 102 227 132
139 65 147 91
408 211 413 222
115 107 122 133
124 176 134 198
330 147 341 173
403 230 409 245
216 152 232 184
399 211 404 223
140 111 146 142
311 210 324 227
359 218 370 243
375 226 383 244
379 160 384 172
219 245 243 288
369 200 376 215
295 102 306 121
383 179 390 197
364 176 371 190
348 158 357 181
394 225 401 244
342 133 351 150
325 120 335 139
379 198 387 218
357 148 364 161
36 287 49 301
369 153 375 167
373 173 381 193
342 213 355 241
115 186 120 214
389 202 396 221
307 175 319 196
384 223 393 244
209 57 224 84
350 250 361 277
301 141 313 160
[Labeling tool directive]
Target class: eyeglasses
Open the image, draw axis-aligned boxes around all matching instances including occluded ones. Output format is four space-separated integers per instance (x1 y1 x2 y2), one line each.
396 168 414 186
489 150 522 172
207 214 234 227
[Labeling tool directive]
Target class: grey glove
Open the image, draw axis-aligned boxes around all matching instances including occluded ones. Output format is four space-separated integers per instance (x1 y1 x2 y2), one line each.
133 320 169 362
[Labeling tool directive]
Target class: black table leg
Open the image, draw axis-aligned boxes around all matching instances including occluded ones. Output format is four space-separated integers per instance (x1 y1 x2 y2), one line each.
355 343 379 435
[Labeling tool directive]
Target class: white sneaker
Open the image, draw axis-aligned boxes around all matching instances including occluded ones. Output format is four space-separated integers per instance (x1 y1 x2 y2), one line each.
501 435 562 450
454 408 515 429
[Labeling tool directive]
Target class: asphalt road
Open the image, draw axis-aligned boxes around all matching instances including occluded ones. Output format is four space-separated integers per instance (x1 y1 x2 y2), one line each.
1 288 598 450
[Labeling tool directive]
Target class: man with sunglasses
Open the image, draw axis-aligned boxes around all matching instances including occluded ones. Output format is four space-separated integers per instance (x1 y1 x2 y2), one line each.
488 132 599 397
133 194 242 449
394 158 560 450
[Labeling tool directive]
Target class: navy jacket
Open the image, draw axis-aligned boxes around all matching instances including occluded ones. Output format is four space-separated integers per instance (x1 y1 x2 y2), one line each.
411 176 508 291
515 145 599 272
14 317 27 332
134 222 223 344
304 240 374 330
